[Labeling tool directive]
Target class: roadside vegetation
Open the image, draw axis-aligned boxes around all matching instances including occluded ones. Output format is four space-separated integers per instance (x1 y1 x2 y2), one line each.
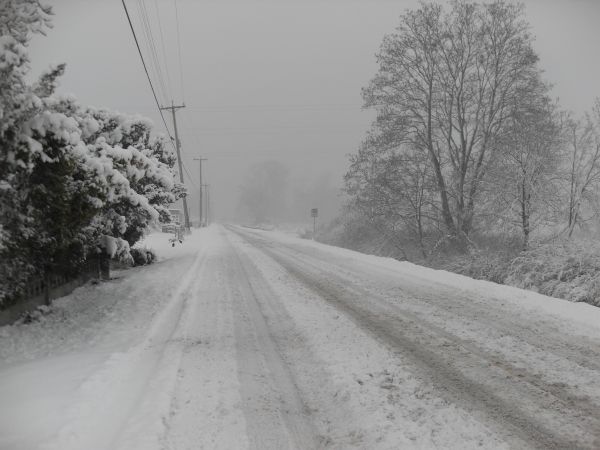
0 1 183 307
324 0 600 307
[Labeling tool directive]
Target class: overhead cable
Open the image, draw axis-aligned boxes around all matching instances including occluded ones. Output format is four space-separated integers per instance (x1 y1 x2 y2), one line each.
120 0 173 139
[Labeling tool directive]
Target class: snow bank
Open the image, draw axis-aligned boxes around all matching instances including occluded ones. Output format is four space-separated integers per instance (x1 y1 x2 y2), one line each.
250 228 600 334
0 228 212 450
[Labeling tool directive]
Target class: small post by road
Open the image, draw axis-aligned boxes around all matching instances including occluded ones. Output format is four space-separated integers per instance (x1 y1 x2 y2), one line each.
311 208 318 240
193 157 207 227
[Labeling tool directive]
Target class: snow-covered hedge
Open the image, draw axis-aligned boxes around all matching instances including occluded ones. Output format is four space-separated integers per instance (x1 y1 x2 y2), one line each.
0 1 183 307
321 212 600 307
504 240 600 306
431 239 600 307
130 247 157 266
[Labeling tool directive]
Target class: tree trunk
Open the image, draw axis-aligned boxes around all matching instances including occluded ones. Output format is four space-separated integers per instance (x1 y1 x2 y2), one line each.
426 76 456 238
426 144 456 237
521 179 530 251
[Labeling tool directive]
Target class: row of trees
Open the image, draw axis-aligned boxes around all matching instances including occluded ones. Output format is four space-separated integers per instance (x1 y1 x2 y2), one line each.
345 0 600 258
235 160 340 226
0 1 183 305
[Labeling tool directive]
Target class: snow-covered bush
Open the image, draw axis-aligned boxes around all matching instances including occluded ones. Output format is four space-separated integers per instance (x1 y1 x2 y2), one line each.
505 240 600 306
130 247 157 266
0 1 58 305
0 1 182 307
427 238 600 306
80 107 184 246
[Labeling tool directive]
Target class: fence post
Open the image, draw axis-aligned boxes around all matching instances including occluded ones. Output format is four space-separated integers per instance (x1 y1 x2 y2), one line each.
43 273 50 306
99 254 110 280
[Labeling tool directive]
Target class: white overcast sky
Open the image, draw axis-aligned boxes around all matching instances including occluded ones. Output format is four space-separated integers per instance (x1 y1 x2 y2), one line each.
29 0 600 221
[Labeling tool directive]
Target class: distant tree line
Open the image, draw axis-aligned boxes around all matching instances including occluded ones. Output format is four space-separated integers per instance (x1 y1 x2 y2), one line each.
236 160 340 226
344 0 600 259
0 1 184 306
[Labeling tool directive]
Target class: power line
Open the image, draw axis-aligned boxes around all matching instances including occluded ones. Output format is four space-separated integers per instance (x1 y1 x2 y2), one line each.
122 0 197 204
176 132 199 190
122 0 196 193
91 103 364 113
126 1 194 161
121 0 173 139
181 109 203 149
173 0 185 102
136 0 170 102
182 160 199 190
134 1 160 100
182 128 363 136
153 0 173 97
183 103 362 111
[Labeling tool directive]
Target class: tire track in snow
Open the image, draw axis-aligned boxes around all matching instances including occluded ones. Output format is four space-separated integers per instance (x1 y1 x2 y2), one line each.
222 229 320 449
263 237 600 431
43 249 207 450
235 227 600 427
159 235 249 450
246 229 600 375
113 248 212 450
230 226 600 450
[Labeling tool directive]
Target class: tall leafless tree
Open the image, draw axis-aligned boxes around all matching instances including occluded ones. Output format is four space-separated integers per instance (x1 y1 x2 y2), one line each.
361 1 542 247
563 101 600 237
345 133 435 258
489 78 561 249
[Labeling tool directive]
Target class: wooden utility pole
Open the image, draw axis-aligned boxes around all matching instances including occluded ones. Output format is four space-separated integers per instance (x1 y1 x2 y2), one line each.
194 157 207 226
160 101 190 230
203 184 210 225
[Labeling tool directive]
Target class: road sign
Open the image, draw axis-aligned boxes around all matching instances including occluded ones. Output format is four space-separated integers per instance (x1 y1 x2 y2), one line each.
311 208 318 218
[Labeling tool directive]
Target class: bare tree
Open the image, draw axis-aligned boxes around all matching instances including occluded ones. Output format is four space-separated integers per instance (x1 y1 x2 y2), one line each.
361 1 542 247
489 79 561 249
345 134 435 258
563 101 600 237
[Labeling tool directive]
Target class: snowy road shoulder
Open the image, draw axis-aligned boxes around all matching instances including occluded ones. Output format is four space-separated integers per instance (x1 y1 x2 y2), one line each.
3 225 600 449
229 225 600 449
0 229 212 450
244 226 600 337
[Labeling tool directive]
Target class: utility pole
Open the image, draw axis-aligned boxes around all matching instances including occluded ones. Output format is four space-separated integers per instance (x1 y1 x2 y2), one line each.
160 101 190 230
311 208 318 240
193 157 207 227
203 184 210 225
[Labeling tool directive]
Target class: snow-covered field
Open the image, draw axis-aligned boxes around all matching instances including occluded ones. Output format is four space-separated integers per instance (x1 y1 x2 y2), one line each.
1 225 599 449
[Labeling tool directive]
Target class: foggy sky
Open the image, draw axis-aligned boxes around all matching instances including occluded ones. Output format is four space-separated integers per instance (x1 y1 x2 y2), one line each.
29 0 600 223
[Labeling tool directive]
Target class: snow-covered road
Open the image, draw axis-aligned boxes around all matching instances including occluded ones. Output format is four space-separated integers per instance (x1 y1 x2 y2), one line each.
2 225 600 449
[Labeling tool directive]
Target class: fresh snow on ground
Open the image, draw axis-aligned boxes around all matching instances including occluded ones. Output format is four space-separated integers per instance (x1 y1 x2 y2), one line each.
256 227 600 336
1 225 599 449
0 230 209 450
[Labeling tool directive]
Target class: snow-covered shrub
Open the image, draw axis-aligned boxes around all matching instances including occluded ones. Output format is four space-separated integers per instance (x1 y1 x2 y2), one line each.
432 237 600 306
0 1 58 306
17 304 52 325
443 252 512 285
505 240 600 306
0 2 182 307
130 247 157 266
72 106 185 247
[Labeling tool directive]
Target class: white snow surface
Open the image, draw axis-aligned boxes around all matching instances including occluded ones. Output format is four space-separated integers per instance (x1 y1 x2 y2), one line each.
258 227 600 336
0 225 599 449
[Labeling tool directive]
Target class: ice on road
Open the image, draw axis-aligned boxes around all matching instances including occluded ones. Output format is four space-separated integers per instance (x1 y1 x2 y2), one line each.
1 225 600 449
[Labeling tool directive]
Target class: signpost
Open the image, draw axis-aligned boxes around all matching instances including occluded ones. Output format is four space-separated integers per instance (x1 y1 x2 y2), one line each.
311 208 318 239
